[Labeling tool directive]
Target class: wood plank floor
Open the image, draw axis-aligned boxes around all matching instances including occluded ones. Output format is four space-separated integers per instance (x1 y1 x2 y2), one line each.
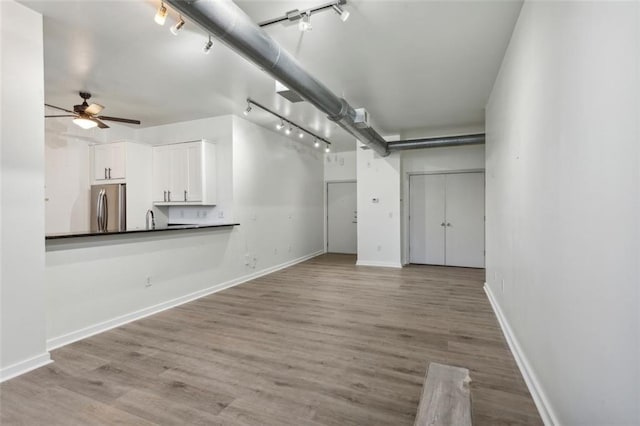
0 254 542 425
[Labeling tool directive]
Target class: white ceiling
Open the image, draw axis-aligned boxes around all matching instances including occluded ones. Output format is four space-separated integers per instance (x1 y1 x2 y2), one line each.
22 0 522 151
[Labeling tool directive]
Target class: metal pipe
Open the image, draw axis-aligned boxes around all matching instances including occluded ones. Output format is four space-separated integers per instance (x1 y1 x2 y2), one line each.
387 134 485 151
164 0 389 156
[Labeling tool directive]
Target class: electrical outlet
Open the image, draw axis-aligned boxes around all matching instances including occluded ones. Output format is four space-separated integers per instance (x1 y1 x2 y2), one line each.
145 276 152 288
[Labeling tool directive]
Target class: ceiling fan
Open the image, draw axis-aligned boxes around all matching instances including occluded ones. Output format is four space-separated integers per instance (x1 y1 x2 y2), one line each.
45 91 141 129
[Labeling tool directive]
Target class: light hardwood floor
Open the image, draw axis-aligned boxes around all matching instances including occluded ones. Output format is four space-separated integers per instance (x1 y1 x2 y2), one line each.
0 254 542 425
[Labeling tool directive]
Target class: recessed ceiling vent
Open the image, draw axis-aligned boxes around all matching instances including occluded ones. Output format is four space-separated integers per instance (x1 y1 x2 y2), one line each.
276 80 305 103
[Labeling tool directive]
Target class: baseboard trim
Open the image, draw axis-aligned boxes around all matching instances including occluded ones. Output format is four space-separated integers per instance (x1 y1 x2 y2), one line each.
356 260 403 268
0 352 52 383
484 283 560 426
47 250 324 351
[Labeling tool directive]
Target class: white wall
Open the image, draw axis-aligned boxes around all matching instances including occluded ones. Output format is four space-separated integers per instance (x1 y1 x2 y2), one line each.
356 143 402 268
0 0 50 379
324 150 357 182
401 145 485 264
45 115 324 346
486 2 639 424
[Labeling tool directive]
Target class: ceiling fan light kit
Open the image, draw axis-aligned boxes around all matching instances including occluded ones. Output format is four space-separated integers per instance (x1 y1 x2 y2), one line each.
72 117 98 130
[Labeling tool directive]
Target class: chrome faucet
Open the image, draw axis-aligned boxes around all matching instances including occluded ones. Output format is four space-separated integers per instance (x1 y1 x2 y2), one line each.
145 209 156 230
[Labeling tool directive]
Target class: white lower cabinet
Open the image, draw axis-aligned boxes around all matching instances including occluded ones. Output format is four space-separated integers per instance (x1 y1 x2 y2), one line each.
152 140 216 205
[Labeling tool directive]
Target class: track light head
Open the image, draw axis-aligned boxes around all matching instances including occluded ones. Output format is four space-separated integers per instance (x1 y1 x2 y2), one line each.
314 139 320 148
170 16 185 35
243 104 252 116
285 126 292 135
298 12 312 32
332 4 350 22
298 130 304 139
325 145 331 153
154 2 168 26
276 119 284 130
203 36 213 54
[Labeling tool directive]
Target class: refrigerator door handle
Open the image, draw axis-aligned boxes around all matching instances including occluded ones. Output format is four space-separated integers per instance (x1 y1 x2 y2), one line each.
102 190 108 231
96 189 102 230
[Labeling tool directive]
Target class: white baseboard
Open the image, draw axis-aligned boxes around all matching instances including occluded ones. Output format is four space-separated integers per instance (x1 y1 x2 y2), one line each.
47 250 324 351
0 352 52 383
356 260 403 268
484 283 560 426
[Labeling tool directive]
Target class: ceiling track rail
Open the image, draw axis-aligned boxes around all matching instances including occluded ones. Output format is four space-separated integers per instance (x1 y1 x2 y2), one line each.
387 134 486 151
164 0 389 156
247 98 331 146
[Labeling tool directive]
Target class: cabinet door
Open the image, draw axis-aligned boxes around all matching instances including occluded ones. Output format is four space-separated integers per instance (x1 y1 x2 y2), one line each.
168 146 188 202
409 174 446 265
186 143 203 202
444 173 485 268
152 147 171 202
109 143 126 179
93 145 111 181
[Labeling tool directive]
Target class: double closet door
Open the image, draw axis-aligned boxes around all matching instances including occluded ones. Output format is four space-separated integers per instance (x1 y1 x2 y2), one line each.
409 172 485 268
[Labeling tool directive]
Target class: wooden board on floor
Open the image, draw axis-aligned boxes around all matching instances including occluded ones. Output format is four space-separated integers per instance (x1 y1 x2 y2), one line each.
414 362 472 426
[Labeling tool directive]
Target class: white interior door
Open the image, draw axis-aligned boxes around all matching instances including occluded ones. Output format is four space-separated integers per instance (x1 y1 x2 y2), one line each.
327 182 357 254
409 174 446 265
444 173 485 268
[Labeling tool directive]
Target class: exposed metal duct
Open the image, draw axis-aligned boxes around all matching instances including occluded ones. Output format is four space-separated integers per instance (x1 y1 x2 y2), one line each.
164 0 389 156
387 133 485 151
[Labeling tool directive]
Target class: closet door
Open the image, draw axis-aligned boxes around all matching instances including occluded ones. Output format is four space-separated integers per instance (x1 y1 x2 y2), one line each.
445 173 485 268
409 174 446 265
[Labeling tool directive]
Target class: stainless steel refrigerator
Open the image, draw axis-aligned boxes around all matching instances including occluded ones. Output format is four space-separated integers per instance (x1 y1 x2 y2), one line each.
91 184 126 232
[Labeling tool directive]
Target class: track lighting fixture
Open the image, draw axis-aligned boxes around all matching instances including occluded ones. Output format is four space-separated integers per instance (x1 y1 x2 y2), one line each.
203 35 213 54
325 145 331 153
258 1 350 29
298 12 312 32
154 2 168 26
244 98 333 150
332 4 350 22
170 15 185 35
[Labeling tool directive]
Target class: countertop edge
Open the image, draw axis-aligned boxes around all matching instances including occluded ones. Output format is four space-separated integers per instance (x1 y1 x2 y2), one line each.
45 224 240 240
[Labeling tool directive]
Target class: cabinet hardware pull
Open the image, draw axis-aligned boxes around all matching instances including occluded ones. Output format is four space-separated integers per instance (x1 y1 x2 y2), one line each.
184 190 188 202
104 168 107 179
168 190 171 202
108 168 111 179
163 191 167 202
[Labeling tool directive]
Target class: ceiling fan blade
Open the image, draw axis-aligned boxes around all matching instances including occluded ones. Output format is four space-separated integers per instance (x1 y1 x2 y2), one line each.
97 115 141 125
45 103 76 114
45 115 77 118
93 118 110 129
85 103 104 115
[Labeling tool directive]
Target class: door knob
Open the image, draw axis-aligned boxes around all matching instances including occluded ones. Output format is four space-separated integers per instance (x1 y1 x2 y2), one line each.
441 222 446 227
446 223 451 227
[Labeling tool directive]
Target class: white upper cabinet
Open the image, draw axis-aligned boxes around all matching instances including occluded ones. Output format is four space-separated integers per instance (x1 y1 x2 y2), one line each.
92 142 126 182
152 140 216 205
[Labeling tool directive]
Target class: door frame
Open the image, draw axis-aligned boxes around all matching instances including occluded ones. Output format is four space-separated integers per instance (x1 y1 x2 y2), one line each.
325 180 357 253
404 169 485 266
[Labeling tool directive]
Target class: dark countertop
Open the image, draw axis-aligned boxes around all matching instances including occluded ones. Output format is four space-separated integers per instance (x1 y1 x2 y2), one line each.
45 223 239 240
